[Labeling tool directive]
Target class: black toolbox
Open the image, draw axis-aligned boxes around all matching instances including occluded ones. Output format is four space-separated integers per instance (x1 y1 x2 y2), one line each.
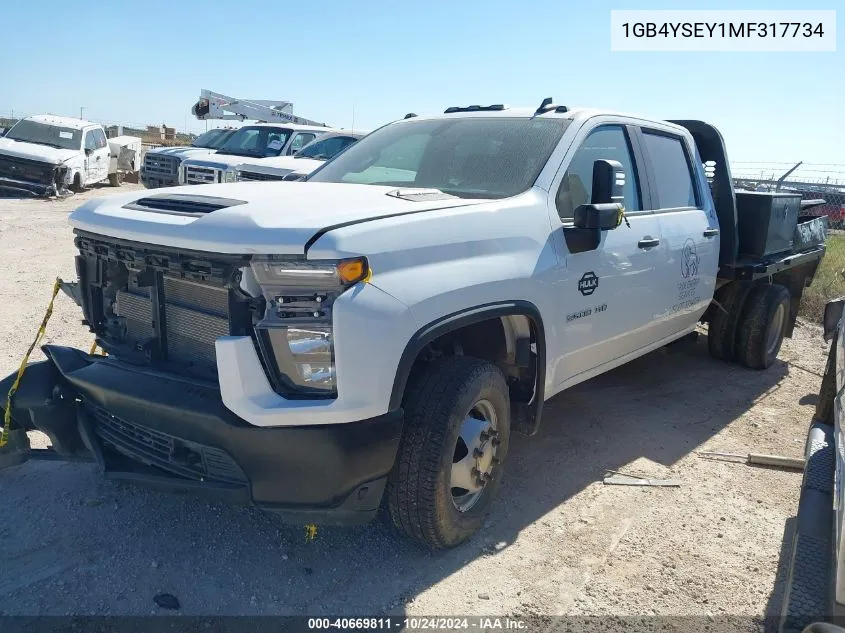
736 191 802 258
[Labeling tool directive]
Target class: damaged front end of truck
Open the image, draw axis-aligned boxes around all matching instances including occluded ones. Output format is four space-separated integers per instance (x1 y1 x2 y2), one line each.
0 231 260 494
0 228 398 522
0 154 72 198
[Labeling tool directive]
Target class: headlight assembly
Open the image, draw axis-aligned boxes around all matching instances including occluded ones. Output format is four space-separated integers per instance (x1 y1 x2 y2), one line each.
250 257 369 399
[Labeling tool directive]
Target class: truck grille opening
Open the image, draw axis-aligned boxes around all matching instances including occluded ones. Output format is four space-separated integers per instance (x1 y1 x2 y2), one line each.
112 278 230 375
89 403 247 484
184 164 219 184
0 154 58 185
75 233 259 382
142 154 177 178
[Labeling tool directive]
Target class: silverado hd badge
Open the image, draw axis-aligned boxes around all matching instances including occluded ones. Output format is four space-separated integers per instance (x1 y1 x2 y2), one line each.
578 271 599 296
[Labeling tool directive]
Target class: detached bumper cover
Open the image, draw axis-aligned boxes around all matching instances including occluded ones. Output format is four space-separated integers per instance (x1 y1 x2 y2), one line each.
1 345 403 524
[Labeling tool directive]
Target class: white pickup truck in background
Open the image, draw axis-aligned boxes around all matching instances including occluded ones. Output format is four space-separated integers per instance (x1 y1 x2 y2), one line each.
235 131 367 182
140 127 237 189
0 115 141 197
179 123 338 185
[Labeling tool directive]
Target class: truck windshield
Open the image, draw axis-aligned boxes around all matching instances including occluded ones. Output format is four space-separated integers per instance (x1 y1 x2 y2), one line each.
308 117 571 199
191 128 235 149
294 135 360 161
5 120 82 151
216 126 292 158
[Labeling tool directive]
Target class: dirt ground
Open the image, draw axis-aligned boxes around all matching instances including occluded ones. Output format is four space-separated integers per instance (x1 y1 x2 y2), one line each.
0 185 831 626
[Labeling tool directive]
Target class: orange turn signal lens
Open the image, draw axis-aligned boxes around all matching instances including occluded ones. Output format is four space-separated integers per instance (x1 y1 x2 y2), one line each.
336 258 369 285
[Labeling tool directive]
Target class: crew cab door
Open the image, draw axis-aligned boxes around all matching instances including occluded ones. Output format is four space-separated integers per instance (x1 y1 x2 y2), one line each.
83 128 109 184
547 121 665 387
634 125 719 340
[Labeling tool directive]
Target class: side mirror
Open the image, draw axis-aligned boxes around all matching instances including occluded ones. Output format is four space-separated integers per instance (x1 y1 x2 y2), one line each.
571 159 626 230
823 298 845 342
573 202 624 230
592 158 626 204
85 148 94 156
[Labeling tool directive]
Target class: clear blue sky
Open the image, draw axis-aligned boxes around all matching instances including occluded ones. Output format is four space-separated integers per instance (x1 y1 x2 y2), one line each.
0 0 841 165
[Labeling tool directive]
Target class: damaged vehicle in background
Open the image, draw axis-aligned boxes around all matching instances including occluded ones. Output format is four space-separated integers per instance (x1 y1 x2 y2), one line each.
140 127 237 189
0 115 141 197
235 131 367 182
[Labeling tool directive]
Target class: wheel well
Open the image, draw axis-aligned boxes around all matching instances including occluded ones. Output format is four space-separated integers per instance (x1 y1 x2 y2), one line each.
394 310 545 435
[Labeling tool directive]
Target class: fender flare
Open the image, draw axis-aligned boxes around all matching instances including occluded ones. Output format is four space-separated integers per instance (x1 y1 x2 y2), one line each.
388 300 547 430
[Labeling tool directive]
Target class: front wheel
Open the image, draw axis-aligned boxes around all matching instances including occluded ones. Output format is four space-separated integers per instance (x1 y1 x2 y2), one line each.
387 356 511 550
70 173 84 193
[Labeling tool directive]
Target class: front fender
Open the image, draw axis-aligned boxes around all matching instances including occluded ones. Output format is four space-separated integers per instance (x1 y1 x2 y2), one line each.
62 156 84 184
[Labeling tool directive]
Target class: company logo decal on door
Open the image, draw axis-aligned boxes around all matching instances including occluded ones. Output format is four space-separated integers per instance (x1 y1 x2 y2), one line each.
672 238 702 313
681 239 699 279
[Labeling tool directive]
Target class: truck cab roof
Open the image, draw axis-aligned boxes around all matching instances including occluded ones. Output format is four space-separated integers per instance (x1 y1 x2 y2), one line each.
25 114 100 130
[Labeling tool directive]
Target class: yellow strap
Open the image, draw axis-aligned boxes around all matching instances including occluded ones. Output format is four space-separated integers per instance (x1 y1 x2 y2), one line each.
1 278 103 448
1 279 63 448
305 524 318 541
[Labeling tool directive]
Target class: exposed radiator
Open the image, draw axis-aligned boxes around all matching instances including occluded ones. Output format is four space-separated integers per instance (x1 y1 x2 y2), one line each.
114 276 229 374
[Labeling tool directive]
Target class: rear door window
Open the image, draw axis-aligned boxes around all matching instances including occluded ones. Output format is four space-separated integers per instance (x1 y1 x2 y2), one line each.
641 132 698 209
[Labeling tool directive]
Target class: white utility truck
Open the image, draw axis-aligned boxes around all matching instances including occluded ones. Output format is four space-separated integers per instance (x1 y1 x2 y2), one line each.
0 99 828 550
235 131 367 182
180 89 337 185
0 115 141 197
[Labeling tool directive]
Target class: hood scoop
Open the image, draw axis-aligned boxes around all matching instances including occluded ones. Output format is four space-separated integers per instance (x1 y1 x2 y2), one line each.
123 194 247 217
385 188 459 202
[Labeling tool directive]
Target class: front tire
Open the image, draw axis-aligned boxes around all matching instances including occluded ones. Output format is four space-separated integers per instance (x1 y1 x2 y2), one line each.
70 173 84 193
387 356 511 550
736 284 791 369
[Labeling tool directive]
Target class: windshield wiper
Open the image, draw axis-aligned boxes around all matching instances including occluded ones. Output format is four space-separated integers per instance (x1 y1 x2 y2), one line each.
216 149 256 157
10 139 63 149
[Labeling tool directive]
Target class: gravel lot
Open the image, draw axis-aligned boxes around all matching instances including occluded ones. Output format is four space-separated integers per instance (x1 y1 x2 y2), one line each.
0 185 829 624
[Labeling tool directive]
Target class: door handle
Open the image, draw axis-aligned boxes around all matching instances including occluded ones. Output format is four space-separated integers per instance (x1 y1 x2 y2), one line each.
638 237 660 249
703 228 719 238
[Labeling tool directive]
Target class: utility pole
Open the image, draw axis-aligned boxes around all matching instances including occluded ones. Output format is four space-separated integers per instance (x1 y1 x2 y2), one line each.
80 106 85 120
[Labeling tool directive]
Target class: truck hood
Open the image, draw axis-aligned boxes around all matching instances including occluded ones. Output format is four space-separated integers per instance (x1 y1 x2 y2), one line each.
147 146 218 159
183 153 314 170
236 156 323 178
68 181 488 255
0 138 78 165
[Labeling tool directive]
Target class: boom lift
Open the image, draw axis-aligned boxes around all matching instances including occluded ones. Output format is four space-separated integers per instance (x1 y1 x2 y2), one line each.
190 89 330 128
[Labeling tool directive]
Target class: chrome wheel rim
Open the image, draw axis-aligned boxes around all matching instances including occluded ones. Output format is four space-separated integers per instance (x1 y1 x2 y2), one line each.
450 399 499 512
766 302 787 357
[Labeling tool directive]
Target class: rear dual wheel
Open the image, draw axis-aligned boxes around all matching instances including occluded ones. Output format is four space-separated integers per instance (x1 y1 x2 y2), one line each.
708 282 791 370
736 284 791 369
